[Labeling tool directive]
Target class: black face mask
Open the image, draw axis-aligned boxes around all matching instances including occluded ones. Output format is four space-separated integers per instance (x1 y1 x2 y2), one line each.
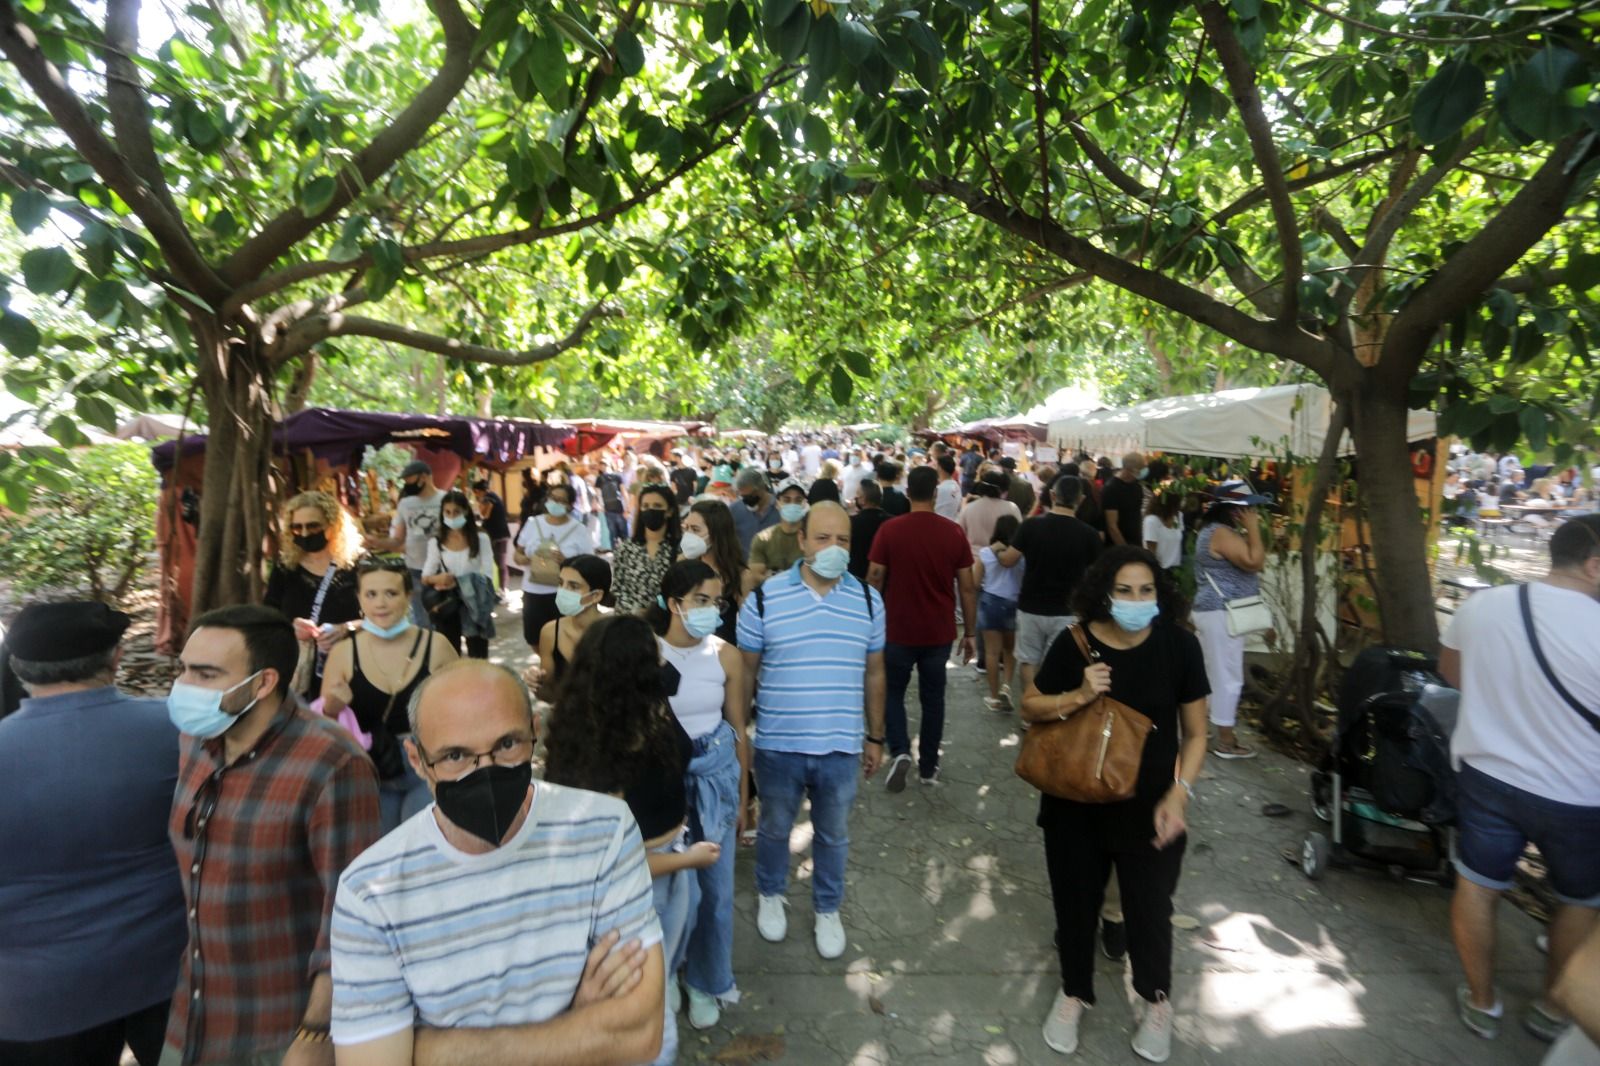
741 493 762 510
293 531 328 553
434 761 532 846
640 509 668 532
400 480 424 498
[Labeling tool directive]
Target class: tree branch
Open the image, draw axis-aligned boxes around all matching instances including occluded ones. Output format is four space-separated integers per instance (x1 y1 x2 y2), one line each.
1381 132 1600 385
218 0 479 286
925 176 1354 390
278 298 621 367
1211 146 1405 227
1067 120 1149 200
0 4 227 304
1199 0 1302 323
103 0 184 227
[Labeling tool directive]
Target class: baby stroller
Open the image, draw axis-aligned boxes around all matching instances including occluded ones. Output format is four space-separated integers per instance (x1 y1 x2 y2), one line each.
1301 647 1459 883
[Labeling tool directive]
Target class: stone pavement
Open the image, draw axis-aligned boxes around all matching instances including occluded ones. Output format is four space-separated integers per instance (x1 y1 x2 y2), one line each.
486 604 1553 1066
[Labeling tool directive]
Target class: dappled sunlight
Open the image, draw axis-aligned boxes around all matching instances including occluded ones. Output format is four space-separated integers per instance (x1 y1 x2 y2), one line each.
1193 970 1367 1040
1198 911 1352 971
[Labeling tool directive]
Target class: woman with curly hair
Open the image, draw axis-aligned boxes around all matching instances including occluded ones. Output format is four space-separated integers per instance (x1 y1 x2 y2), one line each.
265 489 366 698
1021 545 1209 1063
612 483 681 614
543 614 713 1066
646 560 750 1031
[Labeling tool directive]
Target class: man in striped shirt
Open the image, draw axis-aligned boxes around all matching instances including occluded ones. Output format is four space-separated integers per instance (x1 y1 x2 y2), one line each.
737 501 887 961
330 660 665 1066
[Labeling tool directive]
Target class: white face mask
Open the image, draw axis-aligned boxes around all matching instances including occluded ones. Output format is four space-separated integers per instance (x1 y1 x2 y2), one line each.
680 531 709 559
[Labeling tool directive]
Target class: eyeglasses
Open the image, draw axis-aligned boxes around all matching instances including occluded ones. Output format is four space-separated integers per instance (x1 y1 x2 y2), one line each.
288 521 325 534
680 595 732 613
417 735 534 779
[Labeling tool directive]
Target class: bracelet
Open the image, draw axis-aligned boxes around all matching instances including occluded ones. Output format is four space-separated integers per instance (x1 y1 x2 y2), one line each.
864 735 886 745
295 1026 332 1043
1174 776 1194 801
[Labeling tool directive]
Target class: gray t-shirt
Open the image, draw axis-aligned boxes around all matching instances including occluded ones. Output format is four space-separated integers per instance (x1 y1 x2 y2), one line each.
392 492 442 570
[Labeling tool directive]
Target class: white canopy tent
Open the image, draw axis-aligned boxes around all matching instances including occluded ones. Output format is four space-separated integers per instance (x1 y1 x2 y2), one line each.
1048 383 1436 461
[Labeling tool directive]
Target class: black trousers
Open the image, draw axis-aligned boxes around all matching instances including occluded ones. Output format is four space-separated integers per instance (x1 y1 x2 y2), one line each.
0 998 169 1066
522 591 558 648
1042 816 1185 1004
434 610 489 659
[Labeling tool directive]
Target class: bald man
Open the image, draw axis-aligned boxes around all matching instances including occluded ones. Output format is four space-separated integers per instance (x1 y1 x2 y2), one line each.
737 502 887 961
330 660 665 1066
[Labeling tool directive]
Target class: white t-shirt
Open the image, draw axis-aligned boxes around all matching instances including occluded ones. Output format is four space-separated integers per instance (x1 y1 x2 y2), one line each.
935 479 962 520
800 444 823 478
390 492 443 570
515 516 595 594
1142 514 1183 570
423 533 496 582
330 782 661 1045
1442 582 1600 806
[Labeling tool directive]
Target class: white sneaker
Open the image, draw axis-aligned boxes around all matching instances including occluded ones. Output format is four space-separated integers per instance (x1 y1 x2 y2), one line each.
756 894 788 942
885 753 912 792
814 910 847 959
919 768 943 787
1042 990 1086 1054
686 986 720 1030
1131 993 1173 1062
667 972 681 1015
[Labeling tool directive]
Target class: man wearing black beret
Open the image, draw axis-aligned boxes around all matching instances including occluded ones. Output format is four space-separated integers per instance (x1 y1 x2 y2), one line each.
0 601 186 1065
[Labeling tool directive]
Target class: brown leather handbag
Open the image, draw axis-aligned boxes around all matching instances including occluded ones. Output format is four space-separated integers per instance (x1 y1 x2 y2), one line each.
1014 625 1155 803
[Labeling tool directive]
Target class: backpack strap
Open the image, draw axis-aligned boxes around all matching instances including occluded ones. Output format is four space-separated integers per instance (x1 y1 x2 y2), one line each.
1518 582 1600 735
754 583 765 619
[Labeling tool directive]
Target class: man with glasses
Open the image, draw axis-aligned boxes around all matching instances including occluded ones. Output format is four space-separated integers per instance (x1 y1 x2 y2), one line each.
330 660 665 1065
164 605 380 1066
0 602 184 1066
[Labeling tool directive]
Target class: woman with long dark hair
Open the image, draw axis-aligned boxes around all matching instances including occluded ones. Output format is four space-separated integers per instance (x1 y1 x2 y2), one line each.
644 560 750 1031
534 553 610 703
679 499 746 643
1021 546 1208 1062
613 484 681 613
543 614 710 1066
420 490 497 658
1191 481 1269 758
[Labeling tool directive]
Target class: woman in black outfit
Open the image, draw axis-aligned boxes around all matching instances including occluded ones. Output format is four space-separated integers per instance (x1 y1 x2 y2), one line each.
264 490 365 699
542 614 716 1065
1020 545 1209 1063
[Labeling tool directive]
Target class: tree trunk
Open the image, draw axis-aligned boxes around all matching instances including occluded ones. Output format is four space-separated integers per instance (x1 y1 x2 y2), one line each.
1348 372 1438 651
190 320 278 617
283 351 317 415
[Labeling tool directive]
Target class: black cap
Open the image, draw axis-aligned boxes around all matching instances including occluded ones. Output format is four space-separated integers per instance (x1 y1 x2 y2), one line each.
6 601 130 661
401 460 432 479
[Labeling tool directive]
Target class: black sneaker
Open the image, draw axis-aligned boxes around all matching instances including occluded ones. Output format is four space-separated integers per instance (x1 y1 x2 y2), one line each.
1101 919 1127 961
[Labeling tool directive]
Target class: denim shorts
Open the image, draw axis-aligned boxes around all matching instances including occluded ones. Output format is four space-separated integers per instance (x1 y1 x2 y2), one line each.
977 591 1018 633
1455 761 1600 906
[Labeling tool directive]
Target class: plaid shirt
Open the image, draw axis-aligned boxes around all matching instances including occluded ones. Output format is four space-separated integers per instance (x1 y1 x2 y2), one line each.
165 702 380 1065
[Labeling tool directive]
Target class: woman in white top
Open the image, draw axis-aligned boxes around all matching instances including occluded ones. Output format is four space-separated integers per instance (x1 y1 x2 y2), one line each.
1142 488 1185 573
647 559 750 1032
973 514 1024 712
514 481 595 649
421 490 498 658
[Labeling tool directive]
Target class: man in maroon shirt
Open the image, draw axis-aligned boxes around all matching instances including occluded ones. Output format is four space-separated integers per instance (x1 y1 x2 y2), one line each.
866 465 978 791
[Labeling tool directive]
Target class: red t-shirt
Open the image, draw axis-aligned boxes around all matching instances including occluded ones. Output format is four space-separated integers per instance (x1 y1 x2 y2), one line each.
867 510 973 645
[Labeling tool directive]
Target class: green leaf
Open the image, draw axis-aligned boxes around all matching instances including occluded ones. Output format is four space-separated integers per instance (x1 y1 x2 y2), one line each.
838 16 875 64
364 239 406 300
46 415 89 448
299 175 338 217
615 28 645 77
84 279 127 323
168 38 211 80
528 32 569 109
841 348 871 376
705 0 729 42
20 247 77 295
0 310 40 357
774 5 811 63
1231 0 1260 17
74 394 119 433
10 188 49 234
802 113 833 156
1519 406 1548 452
548 11 609 59
1412 59 1484 144
830 363 853 404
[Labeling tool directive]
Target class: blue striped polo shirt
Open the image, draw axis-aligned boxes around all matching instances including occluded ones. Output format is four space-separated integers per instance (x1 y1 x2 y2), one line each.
737 562 886 756
329 782 661 1046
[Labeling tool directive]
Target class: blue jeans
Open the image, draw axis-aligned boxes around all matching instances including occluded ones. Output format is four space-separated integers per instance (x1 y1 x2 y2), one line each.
648 833 699 1066
378 748 432 835
754 749 859 914
685 723 742 1001
884 641 952 778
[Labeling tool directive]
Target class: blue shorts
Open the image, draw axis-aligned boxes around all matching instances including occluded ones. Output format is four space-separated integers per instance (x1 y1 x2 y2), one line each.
977 591 1018 633
1455 762 1600 906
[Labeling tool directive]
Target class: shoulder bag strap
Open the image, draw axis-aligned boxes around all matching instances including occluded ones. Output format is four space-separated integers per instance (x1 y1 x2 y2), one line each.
1068 623 1099 663
1518 583 1600 734
308 564 338 625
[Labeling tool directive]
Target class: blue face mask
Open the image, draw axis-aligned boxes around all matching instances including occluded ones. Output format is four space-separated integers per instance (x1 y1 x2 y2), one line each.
1109 598 1160 632
362 617 413 639
443 515 467 530
167 670 263 739
1138 466 1150 479
679 605 721 640
554 587 590 616
808 544 850 580
779 502 808 524
546 502 568 518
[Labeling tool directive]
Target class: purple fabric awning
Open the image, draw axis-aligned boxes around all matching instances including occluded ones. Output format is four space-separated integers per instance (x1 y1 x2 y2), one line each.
151 407 573 475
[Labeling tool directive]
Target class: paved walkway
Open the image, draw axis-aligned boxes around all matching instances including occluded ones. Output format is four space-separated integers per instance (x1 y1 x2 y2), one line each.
488 607 1551 1065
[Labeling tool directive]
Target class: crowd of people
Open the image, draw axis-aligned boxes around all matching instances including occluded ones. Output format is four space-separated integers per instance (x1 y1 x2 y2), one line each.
2 428 1597 1066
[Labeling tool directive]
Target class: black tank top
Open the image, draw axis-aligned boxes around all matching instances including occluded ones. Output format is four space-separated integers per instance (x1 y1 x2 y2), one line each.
550 618 571 683
350 629 435 737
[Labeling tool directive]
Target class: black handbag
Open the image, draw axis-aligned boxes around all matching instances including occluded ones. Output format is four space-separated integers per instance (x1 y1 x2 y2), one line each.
422 583 462 620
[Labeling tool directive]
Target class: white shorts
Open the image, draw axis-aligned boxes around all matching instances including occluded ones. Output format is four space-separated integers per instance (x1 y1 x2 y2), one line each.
1016 611 1075 665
